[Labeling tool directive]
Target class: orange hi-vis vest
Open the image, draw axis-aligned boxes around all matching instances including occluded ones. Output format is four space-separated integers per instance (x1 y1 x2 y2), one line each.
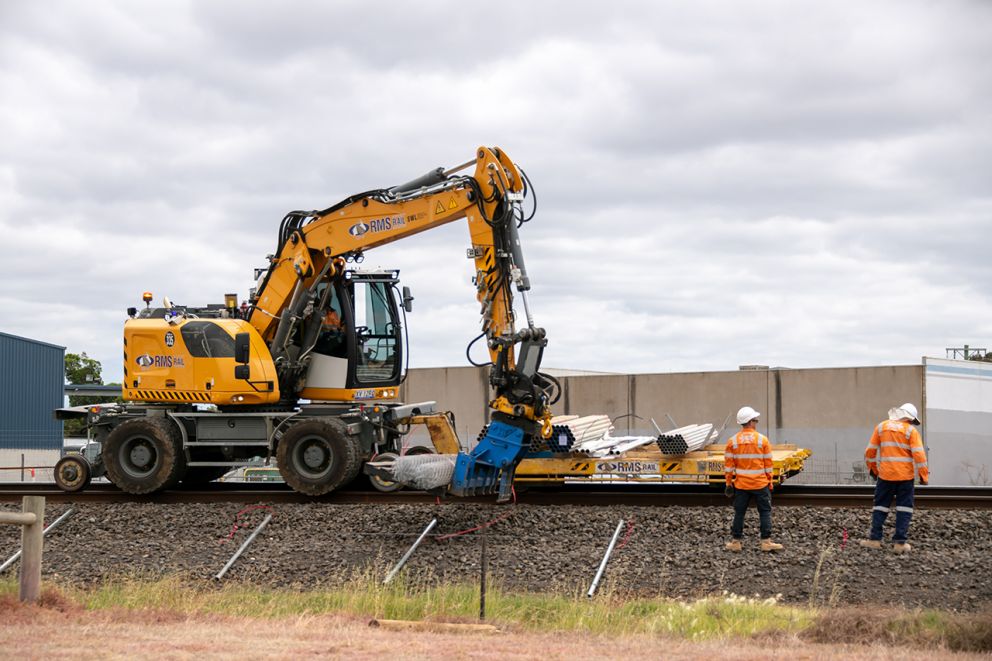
724 429 773 490
865 419 928 482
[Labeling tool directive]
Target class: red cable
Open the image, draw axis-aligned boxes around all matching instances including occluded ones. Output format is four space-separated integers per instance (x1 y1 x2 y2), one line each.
841 527 848 550
434 508 515 541
221 504 273 543
615 516 636 551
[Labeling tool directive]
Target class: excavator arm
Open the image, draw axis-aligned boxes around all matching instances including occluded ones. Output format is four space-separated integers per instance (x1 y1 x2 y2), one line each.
251 147 525 358
249 146 556 499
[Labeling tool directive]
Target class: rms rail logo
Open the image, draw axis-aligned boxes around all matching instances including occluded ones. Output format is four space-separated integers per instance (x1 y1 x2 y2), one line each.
135 354 185 368
348 222 370 237
368 215 405 233
596 461 660 474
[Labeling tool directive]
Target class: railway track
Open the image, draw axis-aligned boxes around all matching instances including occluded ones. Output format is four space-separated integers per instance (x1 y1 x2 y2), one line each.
1 483 991 508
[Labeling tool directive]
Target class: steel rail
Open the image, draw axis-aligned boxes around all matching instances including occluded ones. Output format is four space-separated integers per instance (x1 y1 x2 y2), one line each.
0 484 990 508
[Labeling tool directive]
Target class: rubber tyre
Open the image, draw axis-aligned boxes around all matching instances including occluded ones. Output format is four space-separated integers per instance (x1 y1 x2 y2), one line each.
103 418 186 495
54 454 92 492
276 419 360 496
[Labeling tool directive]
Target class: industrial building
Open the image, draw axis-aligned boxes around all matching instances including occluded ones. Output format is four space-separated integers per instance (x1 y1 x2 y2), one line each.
0 331 64 483
399 357 992 487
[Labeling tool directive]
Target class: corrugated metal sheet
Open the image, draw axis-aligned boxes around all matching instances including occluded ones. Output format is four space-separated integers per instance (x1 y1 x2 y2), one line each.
0 331 64 450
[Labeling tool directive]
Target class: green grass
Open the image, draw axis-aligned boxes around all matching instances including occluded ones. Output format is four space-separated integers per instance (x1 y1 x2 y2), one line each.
0 573 810 640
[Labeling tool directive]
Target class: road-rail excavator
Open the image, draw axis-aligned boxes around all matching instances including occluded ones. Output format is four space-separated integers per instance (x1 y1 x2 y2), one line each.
55 146 558 501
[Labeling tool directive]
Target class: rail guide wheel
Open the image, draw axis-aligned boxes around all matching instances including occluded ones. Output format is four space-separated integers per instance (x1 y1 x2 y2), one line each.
54 454 92 492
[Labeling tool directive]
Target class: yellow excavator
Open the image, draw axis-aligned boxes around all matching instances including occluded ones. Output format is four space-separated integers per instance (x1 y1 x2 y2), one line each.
55 147 559 501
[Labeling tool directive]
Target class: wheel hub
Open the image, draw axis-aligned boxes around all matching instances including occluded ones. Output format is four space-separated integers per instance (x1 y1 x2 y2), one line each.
120 437 157 476
294 436 333 477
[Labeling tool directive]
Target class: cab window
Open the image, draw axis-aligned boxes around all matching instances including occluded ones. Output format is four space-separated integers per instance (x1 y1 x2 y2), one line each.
181 321 235 358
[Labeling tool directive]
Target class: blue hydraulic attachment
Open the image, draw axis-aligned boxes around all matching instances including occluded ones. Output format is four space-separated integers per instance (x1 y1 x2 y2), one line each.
450 418 531 502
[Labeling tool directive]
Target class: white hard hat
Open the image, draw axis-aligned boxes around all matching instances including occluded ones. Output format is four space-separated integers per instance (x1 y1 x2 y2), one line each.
736 406 761 425
889 403 920 425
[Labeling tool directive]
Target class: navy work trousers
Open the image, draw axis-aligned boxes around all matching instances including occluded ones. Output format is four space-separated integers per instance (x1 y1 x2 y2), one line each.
731 486 772 540
870 478 915 543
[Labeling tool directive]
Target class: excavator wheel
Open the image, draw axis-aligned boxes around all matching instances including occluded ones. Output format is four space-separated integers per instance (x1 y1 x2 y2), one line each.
102 417 187 495
276 418 360 496
54 454 92 492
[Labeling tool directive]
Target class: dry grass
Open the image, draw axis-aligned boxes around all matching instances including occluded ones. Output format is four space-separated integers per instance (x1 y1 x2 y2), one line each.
1 577 989 658
804 607 992 653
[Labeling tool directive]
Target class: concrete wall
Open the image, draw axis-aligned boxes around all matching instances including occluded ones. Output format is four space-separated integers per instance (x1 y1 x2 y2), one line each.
399 363 927 484
399 366 491 449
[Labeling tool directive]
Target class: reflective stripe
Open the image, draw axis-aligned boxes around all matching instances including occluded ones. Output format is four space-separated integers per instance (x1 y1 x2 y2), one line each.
880 441 913 450
877 423 884 435
734 467 769 475
896 506 914 513
915 462 928 468
734 453 773 459
879 456 913 463
873 505 890 512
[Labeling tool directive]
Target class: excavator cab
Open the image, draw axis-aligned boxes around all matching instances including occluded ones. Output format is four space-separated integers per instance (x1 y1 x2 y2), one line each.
299 269 406 400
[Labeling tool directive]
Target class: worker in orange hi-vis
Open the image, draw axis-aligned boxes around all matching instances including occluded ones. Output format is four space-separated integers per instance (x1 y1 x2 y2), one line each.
859 403 929 553
724 406 783 553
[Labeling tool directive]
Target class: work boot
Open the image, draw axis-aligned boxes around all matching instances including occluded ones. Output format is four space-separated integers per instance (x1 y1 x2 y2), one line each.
725 539 742 552
760 539 783 552
893 542 912 553
858 539 882 549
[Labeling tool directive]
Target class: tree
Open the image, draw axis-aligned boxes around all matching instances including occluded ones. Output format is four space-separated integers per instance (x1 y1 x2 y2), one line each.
967 353 992 363
64 352 116 437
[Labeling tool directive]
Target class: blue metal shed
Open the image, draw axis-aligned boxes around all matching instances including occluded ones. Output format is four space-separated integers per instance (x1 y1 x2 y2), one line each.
0 331 64 450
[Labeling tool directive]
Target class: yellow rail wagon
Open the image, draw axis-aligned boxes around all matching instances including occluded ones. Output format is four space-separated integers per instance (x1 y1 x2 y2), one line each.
513 444 811 487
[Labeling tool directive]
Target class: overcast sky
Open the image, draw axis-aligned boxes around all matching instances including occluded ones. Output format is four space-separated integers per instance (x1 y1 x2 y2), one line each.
1 1 990 383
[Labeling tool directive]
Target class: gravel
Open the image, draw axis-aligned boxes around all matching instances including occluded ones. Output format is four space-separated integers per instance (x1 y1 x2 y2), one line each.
1 501 989 611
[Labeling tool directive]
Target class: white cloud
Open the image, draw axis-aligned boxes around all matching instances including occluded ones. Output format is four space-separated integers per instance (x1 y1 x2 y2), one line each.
1 0 990 384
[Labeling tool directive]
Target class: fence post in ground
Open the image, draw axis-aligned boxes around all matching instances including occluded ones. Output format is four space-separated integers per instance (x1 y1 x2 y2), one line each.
0 496 44 602
479 529 488 621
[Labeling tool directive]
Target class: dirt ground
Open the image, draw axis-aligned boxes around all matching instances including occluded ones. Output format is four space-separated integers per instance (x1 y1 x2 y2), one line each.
1 604 986 661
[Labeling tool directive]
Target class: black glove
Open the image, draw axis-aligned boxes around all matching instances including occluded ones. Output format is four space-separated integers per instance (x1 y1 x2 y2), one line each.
724 484 735 498
920 478 928 486
869 470 878 483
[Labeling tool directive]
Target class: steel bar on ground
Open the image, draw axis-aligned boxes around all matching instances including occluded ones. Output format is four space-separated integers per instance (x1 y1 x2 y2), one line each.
384 517 437 584
0 507 75 574
587 519 625 598
214 513 272 580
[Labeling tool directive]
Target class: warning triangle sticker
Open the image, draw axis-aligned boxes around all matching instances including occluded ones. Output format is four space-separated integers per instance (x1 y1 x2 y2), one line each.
448 197 458 210
435 201 445 214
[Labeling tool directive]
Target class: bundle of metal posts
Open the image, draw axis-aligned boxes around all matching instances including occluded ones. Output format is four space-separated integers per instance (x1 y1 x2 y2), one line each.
656 424 716 456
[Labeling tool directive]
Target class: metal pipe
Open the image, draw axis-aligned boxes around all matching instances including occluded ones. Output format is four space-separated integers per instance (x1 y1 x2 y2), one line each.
0 507 75 574
384 518 437 584
214 513 272 580
587 519 625 597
